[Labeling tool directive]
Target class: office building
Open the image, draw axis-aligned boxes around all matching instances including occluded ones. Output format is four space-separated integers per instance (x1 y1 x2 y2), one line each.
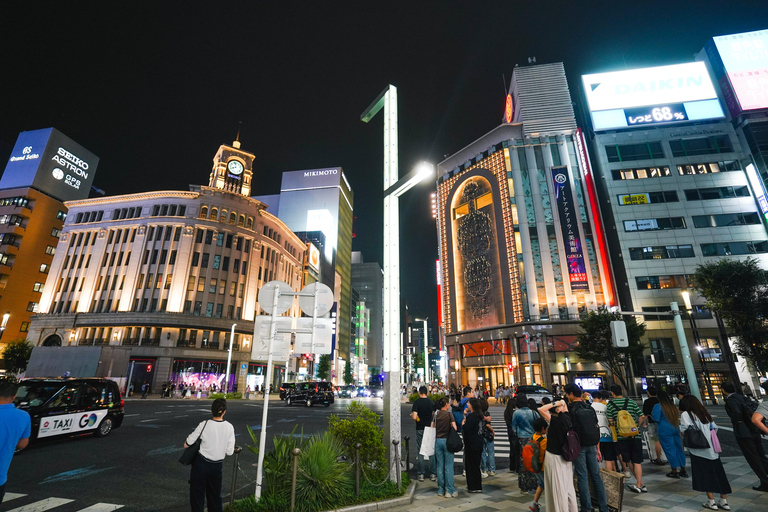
351 251 383 374
0 128 99 365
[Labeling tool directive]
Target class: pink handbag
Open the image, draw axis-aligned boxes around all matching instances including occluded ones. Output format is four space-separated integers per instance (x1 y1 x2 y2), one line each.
710 423 722 453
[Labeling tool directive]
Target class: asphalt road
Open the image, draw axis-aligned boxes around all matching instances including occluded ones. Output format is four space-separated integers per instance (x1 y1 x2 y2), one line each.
5 399 768 512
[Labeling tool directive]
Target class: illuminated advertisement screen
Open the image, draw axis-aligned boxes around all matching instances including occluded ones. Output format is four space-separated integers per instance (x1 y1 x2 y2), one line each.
551 166 589 292
1 128 99 201
582 62 724 131
712 29 768 112
574 377 603 391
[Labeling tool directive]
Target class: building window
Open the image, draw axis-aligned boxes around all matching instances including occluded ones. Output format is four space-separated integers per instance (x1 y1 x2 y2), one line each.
212 255 221 270
193 301 202 316
26 302 39 313
33 282 44 293
650 338 677 363
200 206 208 219
56 210 67 221
20 321 29 333
624 217 686 231
629 245 695 260
217 233 224 247
701 241 768 256
617 191 678 205
636 275 691 290
197 279 205 292
39 263 50 274
642 306 672 322
205 231 213 245
692 212 760 228
205 302 214 317
669 136 733 157
201 253 209 268
677 161 741 175
165 274 172 289
605 142 664 162
209 279 217 294
192 252 200 266
187 275 196 291
51 228 61 238
684 186 750 201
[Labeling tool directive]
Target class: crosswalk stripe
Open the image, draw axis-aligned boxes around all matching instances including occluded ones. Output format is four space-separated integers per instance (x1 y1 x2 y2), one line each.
6 498 75 512
3 493 27 502
76 504 124 512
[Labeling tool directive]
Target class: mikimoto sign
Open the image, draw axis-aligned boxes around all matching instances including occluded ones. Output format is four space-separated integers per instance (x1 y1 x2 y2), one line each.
583 62 718 111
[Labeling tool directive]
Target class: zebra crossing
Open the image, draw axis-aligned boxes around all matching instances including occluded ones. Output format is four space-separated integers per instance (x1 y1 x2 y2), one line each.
1 494 123 512
447 417 512 467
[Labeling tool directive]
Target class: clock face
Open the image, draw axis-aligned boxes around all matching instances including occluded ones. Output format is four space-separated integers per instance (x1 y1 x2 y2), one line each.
227 160 244 175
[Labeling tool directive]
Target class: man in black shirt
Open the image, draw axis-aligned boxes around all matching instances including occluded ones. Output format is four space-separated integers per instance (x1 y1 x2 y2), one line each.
723 382 768 491
411 386 436 482
642 387 664 465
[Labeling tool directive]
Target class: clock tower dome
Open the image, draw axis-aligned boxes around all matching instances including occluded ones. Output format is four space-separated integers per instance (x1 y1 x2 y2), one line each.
209 136 255 196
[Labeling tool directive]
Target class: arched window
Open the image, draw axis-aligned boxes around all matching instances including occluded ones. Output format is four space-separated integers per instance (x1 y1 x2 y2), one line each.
220 209 227 222
211 208 218 220
246 217 253 229
238 215 245 227
200 206 208 219
230 212 236 225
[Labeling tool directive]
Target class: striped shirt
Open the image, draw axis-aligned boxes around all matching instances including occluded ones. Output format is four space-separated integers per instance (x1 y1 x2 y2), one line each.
605 397 643 438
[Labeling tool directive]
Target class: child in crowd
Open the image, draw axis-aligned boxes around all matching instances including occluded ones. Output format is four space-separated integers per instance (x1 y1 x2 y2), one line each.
529 417 549 512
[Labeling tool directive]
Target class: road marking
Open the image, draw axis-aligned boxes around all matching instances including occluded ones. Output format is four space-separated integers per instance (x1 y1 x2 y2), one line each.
123 414 140 417
140 419 159 422
176 415 188 418
40 466 118 485
3 493 26 502
155 411 172 414
147 445 185 456
76 505 124 512
136 425 165 428
6 498 74 512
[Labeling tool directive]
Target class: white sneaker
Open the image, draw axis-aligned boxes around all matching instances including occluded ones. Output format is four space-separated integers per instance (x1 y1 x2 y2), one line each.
481 472 488 478
489 471 496 476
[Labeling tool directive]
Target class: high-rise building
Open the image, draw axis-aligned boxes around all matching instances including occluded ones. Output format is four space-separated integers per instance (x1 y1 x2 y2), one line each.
436 63 614 390
26 139 305 393
255 169 354 362
0 128 99 363
581 60 765 397
350 251 383 374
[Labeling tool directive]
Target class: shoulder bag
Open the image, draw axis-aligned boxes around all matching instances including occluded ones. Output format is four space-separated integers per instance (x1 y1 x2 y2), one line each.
447 423 464 453
682 412 709 449
560 413 581 461
179 420 209 465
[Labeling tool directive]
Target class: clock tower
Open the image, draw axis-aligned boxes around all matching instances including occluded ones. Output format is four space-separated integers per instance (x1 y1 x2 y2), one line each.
209 137 255 196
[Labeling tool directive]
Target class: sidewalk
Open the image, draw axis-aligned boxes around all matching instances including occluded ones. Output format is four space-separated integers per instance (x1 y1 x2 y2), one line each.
389 455 768 511
124 392 279 401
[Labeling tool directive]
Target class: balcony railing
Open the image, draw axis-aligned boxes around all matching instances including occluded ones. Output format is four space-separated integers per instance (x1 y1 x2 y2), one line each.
200 342 220 350
123 338 140 346
177 339 195 348
141 338 161 346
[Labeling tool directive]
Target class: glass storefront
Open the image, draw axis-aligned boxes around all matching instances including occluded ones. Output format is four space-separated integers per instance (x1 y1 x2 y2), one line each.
171 359 238 392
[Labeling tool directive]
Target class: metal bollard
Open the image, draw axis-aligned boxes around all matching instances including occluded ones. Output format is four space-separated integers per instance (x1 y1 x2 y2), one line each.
290 447 301 512
229 446 242 505
403 435 410 472
393 440 401 492
354 442 361 496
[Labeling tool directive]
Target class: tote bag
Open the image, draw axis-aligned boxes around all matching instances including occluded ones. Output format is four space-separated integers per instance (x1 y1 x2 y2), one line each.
710 423 722 453
179 420 208 465
419 426 436 457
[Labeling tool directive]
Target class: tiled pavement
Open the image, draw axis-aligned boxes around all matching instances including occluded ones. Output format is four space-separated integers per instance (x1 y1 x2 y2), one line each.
388 455 768 511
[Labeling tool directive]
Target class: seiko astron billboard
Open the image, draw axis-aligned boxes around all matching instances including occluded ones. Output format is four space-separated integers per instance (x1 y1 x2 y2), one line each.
1 128 99 201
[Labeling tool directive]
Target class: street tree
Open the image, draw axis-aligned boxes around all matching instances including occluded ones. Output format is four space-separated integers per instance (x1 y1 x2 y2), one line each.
2 339 33 374
343 360 354 385
316 354 331 381
690 257 768 372
575 308 646 392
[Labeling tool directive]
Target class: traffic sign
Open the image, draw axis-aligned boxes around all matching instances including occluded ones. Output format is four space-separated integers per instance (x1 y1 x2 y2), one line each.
294 317 333 354
298 282 334 317
257 281 294 315
251 316 292 361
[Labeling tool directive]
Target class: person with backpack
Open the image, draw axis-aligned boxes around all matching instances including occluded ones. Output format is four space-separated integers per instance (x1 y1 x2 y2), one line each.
543 399 578 512
565 383 609 512
606 384 647 493
723 382 768 491
651 390 687 479
524 417 548 512
679 394 731 510
511 395 540 494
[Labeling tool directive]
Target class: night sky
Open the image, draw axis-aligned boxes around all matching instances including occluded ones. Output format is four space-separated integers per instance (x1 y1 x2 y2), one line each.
2 2 768 326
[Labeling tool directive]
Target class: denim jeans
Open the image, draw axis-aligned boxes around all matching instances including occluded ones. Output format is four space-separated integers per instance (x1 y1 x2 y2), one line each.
573 444 608 512
416 429 436 476
481 438 496 472
434 437 455 495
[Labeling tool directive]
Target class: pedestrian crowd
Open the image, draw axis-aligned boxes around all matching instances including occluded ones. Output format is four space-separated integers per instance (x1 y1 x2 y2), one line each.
409 379 768 512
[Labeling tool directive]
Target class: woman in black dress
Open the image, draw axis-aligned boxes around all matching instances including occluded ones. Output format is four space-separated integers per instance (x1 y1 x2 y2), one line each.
462 397 484 493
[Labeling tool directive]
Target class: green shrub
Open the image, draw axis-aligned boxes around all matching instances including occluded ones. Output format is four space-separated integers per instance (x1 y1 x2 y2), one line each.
246 425 302 501
295 432 353 510
208 392 243 400
328 401 386 479
408 392 443 403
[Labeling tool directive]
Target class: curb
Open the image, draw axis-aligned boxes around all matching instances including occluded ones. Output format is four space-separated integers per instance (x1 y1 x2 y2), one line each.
325 481 416 512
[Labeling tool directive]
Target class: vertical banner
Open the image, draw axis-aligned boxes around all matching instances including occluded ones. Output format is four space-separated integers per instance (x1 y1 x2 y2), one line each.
551 166 589 292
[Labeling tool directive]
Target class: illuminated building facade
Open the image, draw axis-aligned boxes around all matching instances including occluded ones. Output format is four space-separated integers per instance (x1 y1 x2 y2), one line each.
351 251 383 374
437 63 614 390
0 128 99 367
27 140 305 392
354 298 370 385
582 60 766 395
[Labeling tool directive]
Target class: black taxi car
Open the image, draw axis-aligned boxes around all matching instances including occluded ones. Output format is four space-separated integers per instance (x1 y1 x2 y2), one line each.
13 377 125 440
284 381 334 407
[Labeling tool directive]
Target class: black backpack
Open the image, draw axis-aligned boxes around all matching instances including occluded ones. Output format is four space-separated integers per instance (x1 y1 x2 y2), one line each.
570 401 601 447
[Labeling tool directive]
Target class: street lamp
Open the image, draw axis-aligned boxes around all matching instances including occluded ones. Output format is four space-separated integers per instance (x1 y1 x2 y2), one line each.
0 311 9 340
682 291 716 404
670 301 702 401
362 85 435 480
415 318 428 383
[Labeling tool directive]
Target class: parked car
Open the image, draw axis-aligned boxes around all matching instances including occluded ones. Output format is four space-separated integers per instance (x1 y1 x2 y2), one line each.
514 385 553 405
279 382 296 400
356 386 371 398
285 381 335 407
339 385 357 398
14 377 124 440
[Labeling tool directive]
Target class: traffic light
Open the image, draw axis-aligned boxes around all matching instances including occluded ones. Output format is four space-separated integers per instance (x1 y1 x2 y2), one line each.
147 364 152 372
507 363 514 373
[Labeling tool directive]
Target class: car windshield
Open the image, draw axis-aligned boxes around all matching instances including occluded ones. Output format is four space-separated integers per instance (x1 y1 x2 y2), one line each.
14 382 66 408
519 386 549 394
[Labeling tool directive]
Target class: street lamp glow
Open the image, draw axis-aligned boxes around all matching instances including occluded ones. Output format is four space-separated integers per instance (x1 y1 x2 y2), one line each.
681 291 692 311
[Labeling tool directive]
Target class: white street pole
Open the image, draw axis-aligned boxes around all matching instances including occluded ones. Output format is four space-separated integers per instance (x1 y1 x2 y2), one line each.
525 332 533 385
670 301 701 400
126 361 135 396
225 324 236 393
255 292 279 501
423 319 428 384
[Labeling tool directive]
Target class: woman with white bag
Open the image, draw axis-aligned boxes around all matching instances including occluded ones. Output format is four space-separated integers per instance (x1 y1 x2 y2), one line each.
432 398 459 497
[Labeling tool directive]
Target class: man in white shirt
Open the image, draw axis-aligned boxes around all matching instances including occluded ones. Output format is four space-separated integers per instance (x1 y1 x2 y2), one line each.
184 398 236 512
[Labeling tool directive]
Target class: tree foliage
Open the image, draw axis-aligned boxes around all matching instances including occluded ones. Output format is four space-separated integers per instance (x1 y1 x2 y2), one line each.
575 308 646 392
690 257 768 372
412 351 425 372
2 339 32 374
343 359 354 385
316 354 331 381
328 401 387 479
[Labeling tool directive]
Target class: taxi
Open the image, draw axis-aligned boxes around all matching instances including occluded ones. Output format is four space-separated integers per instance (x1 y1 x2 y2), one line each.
13 377 125 440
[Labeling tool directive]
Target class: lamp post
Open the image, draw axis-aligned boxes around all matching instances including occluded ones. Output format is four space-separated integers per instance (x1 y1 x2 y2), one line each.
0 311 9 341
670 301 702 400
682 292 715 404
415 318 428 384
224 323 236 393
362 85 435 480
